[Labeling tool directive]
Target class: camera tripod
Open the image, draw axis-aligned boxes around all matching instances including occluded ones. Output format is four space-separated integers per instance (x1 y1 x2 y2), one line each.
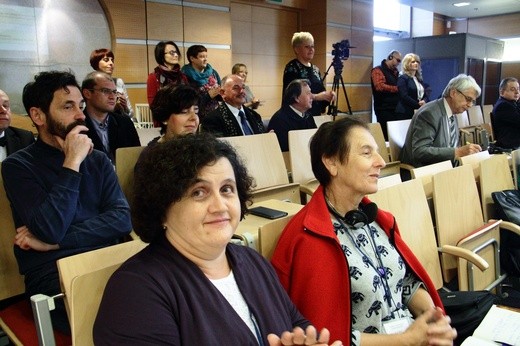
322 59 353 118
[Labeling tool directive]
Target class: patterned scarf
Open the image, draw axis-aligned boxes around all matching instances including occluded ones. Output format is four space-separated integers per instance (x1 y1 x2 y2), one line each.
181 63 218 87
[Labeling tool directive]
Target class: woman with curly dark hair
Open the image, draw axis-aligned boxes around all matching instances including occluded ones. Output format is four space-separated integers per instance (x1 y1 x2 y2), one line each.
148 84 200 145
93 133 342 346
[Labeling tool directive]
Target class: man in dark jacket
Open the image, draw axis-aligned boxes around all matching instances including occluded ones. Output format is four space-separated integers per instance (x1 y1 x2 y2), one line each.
82 71 140 163
492 77 520 150
371 50 401 139
201 74 265 137
0 89 35 162
268 79 316 151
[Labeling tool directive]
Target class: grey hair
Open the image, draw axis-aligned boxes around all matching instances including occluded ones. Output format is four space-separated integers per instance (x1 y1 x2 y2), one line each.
499 77 518 93
291 32 314 48
442 74 481 98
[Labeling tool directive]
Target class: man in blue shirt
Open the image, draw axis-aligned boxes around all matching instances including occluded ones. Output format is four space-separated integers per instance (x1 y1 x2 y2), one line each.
1 71 132 334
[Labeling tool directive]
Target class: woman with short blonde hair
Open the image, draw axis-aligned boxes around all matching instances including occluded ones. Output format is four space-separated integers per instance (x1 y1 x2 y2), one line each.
395 53 426 120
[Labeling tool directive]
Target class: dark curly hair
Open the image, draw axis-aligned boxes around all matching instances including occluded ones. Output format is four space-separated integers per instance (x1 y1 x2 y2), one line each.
22 70 80 115
89 48 114 70
132 133 254 243
310 117 368 187
150 84 199 135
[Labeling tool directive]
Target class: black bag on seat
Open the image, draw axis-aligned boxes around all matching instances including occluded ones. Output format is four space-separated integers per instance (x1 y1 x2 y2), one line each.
439 290 497 345
491 189 520 276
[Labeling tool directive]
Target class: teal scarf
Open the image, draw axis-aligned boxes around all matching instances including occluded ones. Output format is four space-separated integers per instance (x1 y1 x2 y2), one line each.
181 63 219 87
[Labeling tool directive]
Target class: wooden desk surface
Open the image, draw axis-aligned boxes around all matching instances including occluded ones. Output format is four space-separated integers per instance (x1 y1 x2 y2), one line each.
236 199 303 249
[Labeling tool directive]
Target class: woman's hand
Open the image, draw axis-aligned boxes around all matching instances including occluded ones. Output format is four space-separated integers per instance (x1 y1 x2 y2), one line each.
403 307 457 346
14 226 59 252
267 325 343 346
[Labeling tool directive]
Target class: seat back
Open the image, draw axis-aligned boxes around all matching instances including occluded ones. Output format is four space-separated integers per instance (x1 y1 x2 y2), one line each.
467 105 484 126
479 154 515 221
387 119 411 162
411 160 453 198
134 103 154 128
376 174 402 191
57 240 148 345
115 146 145 204
10 114 37 137
459 150 490 181
222 133 299 203
369 179 443 289
456 110 470 128
481 104 493 125
313 115 333 128
512 148 520 189
258 216 293 260
0 164 25 301
432 164 485 283
288 128 317 186
367 122 390 162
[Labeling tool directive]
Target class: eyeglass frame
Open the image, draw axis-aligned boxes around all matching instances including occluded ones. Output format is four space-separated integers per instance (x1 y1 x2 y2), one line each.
164 50 179 56
88 88 118 96
455 89 477 106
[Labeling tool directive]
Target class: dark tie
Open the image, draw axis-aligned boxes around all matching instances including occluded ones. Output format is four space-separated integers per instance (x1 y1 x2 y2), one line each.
239 110 253 135
0 136 6 147
449 115 458 148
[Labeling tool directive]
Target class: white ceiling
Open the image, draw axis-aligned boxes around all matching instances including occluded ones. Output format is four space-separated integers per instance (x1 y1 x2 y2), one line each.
398 0 520 19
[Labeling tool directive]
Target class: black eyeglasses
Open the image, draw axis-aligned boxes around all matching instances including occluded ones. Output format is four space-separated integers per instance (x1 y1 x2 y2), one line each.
456 89 476 106
164 50 179 56
395 58 401 63
90 88 117 96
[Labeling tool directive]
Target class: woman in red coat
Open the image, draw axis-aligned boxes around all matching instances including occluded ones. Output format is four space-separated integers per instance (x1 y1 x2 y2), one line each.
271 118 456 346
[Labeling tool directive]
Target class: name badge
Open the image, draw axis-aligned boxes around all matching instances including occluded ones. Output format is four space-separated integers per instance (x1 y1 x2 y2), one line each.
382 316 412 334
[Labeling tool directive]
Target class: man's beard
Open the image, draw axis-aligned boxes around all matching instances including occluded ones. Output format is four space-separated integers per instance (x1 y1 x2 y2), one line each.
47 115 87 140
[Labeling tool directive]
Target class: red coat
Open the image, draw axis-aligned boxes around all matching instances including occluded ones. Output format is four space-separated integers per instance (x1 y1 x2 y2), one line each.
271 185 443 344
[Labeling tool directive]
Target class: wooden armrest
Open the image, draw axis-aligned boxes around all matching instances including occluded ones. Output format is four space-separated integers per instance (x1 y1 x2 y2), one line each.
439 245 489 271
496 220 520 236
300 180 319 197
399 163 415 172
457 219 501 244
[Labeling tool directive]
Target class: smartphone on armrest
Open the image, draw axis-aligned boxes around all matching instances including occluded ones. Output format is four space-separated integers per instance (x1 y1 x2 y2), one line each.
248 206 288 219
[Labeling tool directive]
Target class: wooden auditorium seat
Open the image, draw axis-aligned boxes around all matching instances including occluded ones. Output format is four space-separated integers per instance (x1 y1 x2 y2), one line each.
221 132 300 203
0 164 70 345
432 164 506 291
288 128 318 203
367 122 400 177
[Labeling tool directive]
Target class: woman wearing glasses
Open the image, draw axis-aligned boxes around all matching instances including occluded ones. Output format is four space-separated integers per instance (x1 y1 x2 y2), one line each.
147 41 189 110
395 53 427 121
90 48 133 118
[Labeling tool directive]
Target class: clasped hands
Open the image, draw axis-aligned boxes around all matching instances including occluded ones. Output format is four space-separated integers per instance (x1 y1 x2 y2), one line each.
268 325 342 346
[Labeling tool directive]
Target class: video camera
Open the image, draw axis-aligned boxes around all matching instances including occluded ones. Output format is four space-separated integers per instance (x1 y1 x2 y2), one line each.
331 39 353 61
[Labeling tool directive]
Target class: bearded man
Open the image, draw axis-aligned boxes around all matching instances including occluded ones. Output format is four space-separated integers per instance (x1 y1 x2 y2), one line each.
1 70 132 334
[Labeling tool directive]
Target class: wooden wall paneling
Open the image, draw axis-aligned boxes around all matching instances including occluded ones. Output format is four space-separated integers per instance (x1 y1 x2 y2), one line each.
114 44 148 83
327 0 352 25
232 21 253 54
127 88 147 106
189 0 230 6
349 56 372 84
342 85 372 112
451 19 468 34
208 49 233 80
433 15 447 36
102 0 146 39
251 85 282 118
301 0 327 26
502 62 520 80
146 3 184 40
183 7 231 44
349 28 373 57
467 13 520 39
351 0 372 29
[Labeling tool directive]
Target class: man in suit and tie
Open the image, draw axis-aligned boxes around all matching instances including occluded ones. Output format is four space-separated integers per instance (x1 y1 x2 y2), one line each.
400 74 482 169
268 79 316 152
0 89 35 162
492 77 520 150
201 74 265 137
82 71 140 163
